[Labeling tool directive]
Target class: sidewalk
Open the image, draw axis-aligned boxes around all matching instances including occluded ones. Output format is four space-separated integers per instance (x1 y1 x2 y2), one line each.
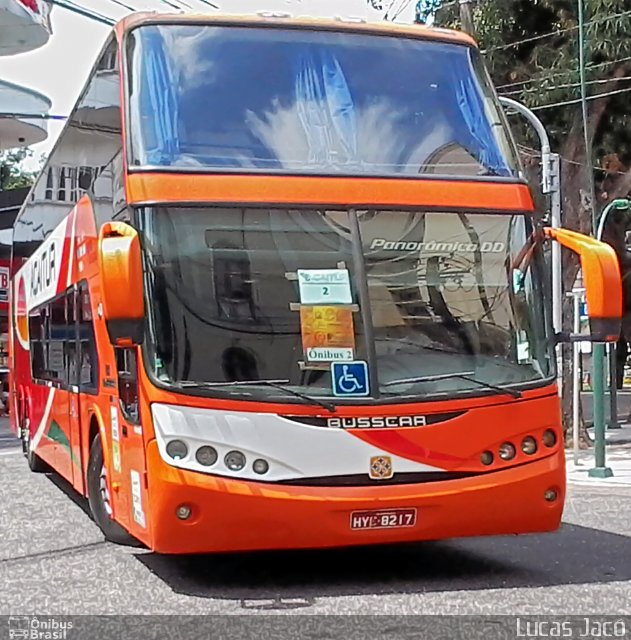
565 423 631 487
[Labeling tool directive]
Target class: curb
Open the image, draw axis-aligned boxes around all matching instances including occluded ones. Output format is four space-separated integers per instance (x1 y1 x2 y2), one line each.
567 479 631 488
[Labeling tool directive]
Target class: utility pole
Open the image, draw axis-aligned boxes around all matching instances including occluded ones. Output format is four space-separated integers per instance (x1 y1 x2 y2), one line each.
585 199 630 479
459 0 475 36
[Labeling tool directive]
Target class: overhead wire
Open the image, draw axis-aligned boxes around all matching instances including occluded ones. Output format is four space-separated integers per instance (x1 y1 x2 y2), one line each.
192 0 219 9
392 0 413 21
516 144 630 177
529 84 631 112
103 0 137 11
484 9 631 53
153 0 191 10
495 56 631 91
0 113 68 120
500 74 631 97
383 0 404 21
44 0 116 25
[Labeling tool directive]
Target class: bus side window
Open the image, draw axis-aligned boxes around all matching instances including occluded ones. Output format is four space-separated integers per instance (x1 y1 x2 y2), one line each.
65 288 78 388
28 310 46 380
78 282 99 392
116 348 139 424
49 296 66 384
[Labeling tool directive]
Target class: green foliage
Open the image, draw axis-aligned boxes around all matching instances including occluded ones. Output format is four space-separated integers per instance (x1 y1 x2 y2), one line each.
434 0 631 183
0 148 36 191
414 0 444 23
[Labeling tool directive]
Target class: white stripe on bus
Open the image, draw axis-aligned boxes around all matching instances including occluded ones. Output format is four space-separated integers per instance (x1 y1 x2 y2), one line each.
31 388 55 451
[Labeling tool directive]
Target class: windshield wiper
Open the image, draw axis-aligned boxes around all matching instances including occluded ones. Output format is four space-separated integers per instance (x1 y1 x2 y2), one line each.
381 372 522 399
176 379 337 413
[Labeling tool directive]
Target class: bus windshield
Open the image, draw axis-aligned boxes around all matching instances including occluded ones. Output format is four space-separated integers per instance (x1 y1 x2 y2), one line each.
138 207 552 403
127 24 520 178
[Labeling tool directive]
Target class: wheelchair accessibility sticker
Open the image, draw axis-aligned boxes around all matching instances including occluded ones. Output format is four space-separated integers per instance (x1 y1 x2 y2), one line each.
331 361 370 397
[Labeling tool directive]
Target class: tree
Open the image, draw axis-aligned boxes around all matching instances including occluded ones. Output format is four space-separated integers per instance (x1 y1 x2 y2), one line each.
0 148 36 191
427 0 631 444
368 0 631 442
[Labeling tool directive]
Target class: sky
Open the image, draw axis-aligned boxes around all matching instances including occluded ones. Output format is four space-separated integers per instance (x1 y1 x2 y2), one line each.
0 0 417 171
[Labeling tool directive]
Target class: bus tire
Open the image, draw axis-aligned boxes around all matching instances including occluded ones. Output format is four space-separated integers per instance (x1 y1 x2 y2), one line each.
23 421 48 473
87 435 140 547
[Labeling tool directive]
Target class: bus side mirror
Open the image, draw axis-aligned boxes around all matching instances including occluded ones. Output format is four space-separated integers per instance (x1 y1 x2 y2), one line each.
544 227 622 342
98 221 145 346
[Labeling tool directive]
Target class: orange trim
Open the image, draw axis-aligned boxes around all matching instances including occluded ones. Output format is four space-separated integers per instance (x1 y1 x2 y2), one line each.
146 443 564 553
115 13 477 48
544 227 622 322
98 222 144 322
126 174 535 211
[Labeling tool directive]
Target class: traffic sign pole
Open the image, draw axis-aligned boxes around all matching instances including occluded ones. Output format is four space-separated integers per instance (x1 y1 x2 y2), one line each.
589 343 613 478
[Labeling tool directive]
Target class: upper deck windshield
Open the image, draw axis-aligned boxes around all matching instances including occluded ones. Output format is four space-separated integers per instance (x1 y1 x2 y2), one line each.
139 207 552 404
127 24 521 178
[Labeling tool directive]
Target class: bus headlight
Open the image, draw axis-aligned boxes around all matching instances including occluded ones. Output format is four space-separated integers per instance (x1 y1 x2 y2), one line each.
166 439 188 460
225 450 246 471
195 446 218 466
253 459 269 474
480 451 494 466
521 436 538 455
542 429 557 447
498 442 516 461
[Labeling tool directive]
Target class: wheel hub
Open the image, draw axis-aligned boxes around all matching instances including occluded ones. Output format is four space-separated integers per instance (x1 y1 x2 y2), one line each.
99 465 113 517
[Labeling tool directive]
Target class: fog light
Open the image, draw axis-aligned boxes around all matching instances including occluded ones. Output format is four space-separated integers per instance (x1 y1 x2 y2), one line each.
166 439 188 460
253 458 269 474
521 436 538 455
225 450 246 471
544 489 558 502
542 429 557 447
480 451 494 466
176 504 192 520
195 445 218 466
498 442 516 461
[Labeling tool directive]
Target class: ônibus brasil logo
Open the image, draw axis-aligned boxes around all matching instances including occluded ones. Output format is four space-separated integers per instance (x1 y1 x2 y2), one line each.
8 616 73 640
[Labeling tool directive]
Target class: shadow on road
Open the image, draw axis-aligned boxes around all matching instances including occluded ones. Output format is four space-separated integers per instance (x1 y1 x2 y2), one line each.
135 523 631 608
45 471 93 520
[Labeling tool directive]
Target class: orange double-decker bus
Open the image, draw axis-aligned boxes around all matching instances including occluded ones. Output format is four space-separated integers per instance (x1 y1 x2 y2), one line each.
9 12 622 553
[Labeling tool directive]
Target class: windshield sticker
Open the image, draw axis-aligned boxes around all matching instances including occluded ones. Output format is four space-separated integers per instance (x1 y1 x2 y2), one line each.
517 333 530 363
369 239 506 253
297 269 352 304
130 470 146 528
111 405 121 473
331 361 370 397
300 306 355 363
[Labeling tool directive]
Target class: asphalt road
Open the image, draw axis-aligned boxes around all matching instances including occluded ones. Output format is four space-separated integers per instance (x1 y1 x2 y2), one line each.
1 417 631 618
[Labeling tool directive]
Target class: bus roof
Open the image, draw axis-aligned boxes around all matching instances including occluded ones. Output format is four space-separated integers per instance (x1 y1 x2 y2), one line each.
114 12 478 48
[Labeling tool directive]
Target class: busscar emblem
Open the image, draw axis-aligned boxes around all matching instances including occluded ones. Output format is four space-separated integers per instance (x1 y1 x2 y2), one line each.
369 455 393 480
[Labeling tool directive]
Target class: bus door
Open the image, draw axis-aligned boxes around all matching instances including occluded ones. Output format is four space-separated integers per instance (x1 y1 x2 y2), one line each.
113 347 149 537
67 285 85 494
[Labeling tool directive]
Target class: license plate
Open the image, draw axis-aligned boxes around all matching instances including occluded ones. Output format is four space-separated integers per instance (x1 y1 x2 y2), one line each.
350 508 417 530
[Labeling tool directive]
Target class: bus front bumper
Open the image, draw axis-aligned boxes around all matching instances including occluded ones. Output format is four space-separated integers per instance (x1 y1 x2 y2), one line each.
144 441 565 554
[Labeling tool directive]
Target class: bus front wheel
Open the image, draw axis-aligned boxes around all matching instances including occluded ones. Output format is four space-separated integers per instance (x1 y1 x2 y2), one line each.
87 435 140 547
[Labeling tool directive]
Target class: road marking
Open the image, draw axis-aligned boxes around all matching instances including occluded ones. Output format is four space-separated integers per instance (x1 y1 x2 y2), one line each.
0 449 22 456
